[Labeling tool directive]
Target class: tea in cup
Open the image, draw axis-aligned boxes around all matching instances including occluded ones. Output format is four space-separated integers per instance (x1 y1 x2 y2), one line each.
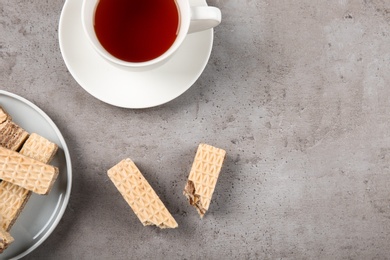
82 0 221 69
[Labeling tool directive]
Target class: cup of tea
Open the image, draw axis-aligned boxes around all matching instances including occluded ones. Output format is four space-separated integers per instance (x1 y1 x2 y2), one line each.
81 0 221 69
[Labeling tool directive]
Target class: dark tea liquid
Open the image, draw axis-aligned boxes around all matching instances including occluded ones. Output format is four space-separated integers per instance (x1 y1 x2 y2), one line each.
94 0 179 62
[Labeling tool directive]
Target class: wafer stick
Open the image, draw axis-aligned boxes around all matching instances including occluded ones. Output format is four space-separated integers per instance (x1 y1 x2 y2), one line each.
108 158 178 229
0 108 58 253
183 143 226 218
0 146 58 195
19 133 58 164
0 120 29 151
0 225 13 253
0 182 30 231
0 134 58 231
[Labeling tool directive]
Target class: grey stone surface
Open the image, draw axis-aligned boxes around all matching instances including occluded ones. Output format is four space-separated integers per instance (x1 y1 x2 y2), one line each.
1 0 390 259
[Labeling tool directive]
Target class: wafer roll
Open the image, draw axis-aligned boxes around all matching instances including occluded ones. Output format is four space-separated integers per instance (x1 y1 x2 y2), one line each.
19 133 58 164
0 182 31 231
108 158 178 229
0 147 58 195
0 133 58 231
0 120 29 151
183 144 226 218
0 225 14 253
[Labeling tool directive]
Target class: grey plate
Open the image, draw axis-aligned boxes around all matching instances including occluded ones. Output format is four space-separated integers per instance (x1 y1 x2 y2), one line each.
0 90 72 260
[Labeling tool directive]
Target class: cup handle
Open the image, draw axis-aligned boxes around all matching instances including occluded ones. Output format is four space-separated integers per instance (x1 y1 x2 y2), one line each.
189 6 221 34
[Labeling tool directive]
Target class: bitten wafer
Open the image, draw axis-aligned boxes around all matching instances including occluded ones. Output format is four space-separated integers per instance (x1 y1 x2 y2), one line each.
0 146 59 195
108 158 178 229
0 120 29 151
183 143 226 218
0 225 14 253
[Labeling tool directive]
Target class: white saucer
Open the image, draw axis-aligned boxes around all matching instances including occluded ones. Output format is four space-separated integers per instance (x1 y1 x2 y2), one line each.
59 0 214 109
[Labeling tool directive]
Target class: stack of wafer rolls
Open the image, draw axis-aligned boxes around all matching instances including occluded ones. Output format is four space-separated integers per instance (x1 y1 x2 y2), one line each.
0 106 59 253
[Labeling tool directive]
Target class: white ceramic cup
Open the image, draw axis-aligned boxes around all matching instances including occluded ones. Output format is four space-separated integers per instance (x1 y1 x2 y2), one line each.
81 0 221 69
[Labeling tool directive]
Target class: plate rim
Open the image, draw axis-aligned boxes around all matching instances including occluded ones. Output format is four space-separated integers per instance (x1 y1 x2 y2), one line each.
0 90 72 260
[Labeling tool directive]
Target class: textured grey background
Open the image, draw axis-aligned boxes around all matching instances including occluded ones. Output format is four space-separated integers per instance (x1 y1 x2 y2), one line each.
1 0 390 259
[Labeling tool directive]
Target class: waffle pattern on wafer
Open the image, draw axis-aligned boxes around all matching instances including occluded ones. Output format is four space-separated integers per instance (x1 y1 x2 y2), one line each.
0 226 14 253
108 158 178 229
0 146 58 195
183 143 226 217
20 133 58 164
0 181 31 231
0 133 58 231
0 120 29 151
